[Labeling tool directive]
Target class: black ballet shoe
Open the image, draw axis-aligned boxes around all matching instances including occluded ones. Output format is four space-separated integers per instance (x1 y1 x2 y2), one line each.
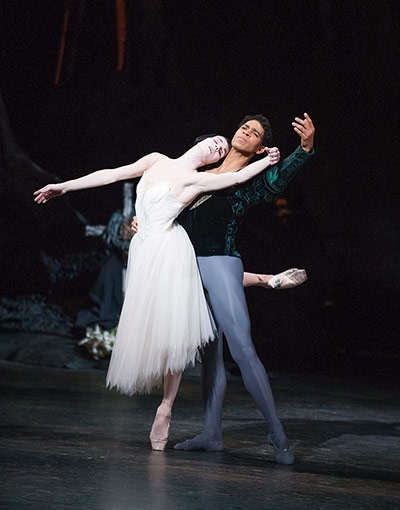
267 434 294 465
174 436 224 452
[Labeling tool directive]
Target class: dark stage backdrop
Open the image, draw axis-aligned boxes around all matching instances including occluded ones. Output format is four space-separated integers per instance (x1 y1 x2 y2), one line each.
0 1 398 380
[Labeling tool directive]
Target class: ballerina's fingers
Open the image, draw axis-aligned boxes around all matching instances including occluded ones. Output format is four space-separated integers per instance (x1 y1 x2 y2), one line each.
33 184 63 204
33 191 49 204
266 147 280 165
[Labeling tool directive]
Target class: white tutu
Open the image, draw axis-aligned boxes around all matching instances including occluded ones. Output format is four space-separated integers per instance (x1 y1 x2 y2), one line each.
106 178 215 395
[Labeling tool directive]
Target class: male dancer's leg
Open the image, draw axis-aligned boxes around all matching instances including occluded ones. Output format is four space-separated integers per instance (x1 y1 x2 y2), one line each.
175 255 289 451
173 325 225 451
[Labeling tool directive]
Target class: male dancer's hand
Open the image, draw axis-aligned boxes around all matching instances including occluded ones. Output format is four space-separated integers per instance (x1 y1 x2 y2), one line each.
131 216 138 233
292 113 315 153
120 221 135 241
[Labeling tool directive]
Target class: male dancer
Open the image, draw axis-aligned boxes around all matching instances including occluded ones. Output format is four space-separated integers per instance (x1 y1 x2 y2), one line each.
173 113 315 464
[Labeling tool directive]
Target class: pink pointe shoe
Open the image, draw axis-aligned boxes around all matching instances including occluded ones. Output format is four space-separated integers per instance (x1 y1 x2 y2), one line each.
267 268 307 289
149 409 171 451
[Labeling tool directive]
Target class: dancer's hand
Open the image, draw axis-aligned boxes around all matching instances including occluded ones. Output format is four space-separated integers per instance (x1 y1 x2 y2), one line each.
120 222 134 241
292 113 315 153
265 147 280 165
131 216 138 233
33 183 66 204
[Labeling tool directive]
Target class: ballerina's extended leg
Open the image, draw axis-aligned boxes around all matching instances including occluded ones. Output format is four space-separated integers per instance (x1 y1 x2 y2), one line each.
243 268 307 289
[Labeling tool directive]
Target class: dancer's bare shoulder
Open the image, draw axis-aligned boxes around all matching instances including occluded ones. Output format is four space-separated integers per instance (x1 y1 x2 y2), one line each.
144 153 176 179
145 152 168 167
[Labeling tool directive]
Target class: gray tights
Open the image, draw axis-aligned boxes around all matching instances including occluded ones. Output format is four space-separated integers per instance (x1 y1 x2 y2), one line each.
195 255 288 449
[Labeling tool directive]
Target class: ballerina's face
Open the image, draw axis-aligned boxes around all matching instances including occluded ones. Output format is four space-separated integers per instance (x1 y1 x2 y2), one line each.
195 136 229 164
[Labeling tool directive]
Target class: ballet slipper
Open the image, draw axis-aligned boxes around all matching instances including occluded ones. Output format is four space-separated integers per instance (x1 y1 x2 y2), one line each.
174 434 224 452
267 433 294 465
267 268 307 289
149 409 171 451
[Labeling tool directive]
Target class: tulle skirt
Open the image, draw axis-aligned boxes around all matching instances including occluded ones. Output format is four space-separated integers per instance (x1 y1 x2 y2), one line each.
106 223 215 395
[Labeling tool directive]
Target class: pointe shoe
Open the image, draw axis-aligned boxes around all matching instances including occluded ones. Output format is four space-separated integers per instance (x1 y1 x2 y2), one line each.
150 436 168 451
149 411 171 451
268 268 307 289
267 433 294 465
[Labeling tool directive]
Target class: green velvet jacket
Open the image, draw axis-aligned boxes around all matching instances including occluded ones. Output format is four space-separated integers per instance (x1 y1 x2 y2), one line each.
179 145 314 258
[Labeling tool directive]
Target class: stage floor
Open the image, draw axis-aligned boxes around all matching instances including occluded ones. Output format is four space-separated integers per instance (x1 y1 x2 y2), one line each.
0 361 399 510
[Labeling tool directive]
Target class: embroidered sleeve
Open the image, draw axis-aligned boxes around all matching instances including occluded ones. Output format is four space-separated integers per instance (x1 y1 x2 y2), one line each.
242 145 314 207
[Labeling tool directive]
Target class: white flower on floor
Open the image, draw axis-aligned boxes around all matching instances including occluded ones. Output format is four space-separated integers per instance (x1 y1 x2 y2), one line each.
78 325 116 360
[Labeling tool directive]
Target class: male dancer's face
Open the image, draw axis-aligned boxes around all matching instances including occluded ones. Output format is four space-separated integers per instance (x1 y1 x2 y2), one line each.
231 119 266 157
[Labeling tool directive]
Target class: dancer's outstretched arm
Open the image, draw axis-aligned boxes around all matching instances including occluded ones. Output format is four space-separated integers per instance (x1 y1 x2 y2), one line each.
175 148 280 205
34 152 163 204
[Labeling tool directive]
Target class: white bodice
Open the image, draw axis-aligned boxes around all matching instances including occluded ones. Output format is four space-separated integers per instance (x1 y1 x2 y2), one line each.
135 174 186 240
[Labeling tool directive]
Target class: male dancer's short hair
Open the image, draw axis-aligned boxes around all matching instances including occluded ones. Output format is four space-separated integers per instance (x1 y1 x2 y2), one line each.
238 114 272 147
